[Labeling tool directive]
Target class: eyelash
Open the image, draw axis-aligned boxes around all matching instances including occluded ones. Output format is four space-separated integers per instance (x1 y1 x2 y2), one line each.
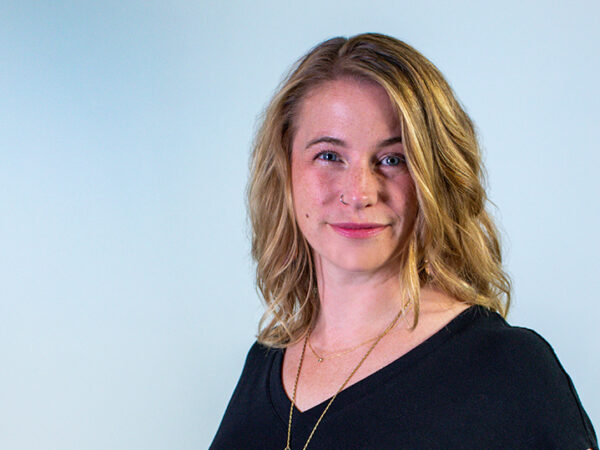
315 151 341 162
314 151 406 167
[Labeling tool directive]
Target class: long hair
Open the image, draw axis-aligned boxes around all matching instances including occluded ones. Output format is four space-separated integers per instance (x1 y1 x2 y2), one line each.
248 33 511 348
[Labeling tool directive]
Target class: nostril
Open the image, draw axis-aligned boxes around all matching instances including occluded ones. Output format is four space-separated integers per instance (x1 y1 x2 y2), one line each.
341 165 380 208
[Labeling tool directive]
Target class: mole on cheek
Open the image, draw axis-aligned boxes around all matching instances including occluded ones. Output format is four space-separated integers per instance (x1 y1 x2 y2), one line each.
305 214 309 218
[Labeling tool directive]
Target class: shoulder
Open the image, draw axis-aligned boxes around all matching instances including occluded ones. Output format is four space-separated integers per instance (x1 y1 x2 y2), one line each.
240 341 282 375
246 340 282 359
463 308 570 378
452 307 597 446
223 341 282 408
458 307 571 386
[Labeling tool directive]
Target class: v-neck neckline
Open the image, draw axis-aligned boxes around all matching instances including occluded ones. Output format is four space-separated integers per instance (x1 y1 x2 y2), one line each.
268 305 486 428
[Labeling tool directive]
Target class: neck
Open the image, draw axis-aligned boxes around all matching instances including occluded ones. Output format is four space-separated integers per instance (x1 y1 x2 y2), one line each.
310 256 411 349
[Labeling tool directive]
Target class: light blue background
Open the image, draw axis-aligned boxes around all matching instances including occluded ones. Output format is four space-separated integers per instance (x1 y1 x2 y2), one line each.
1 1 598 448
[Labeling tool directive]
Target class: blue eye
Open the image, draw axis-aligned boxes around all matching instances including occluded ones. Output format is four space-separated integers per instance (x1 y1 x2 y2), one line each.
316 151 340 162
381 154 405 166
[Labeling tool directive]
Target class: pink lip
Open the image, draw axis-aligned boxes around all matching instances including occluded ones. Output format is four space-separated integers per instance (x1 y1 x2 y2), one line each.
329 223 389 239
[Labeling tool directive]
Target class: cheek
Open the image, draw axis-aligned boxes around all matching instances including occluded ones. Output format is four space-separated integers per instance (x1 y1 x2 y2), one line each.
291 163 315 229
292 171 340 241
293 181 328 222
390 178 418 216
292 166 339 214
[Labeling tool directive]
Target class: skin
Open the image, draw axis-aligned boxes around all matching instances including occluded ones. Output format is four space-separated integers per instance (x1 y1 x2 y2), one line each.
283 78 467 412
291 78 417 277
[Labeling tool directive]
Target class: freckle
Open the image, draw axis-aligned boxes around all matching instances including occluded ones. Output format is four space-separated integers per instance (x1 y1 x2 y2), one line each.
305 214 309 218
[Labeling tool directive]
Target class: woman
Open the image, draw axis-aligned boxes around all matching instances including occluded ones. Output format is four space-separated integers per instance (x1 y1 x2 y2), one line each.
211 33 597 449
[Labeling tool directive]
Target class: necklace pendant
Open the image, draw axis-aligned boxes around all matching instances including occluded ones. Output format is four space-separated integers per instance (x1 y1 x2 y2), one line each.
284 446 291 450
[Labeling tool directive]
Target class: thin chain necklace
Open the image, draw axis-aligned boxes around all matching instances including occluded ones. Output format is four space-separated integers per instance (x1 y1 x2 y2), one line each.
308 334 378 363
284 308 404 450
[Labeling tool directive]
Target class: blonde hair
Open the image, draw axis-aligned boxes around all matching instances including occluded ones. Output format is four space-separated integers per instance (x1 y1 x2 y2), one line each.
248 33 511 348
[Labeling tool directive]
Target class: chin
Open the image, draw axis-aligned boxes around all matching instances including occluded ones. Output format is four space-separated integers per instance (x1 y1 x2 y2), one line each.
327 249 397 274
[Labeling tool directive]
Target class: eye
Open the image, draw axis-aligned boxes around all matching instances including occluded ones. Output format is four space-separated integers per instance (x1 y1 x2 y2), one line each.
380 154 406 167
315 151 341 162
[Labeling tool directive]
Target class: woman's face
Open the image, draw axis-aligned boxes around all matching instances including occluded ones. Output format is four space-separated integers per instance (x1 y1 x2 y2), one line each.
291 78 418 276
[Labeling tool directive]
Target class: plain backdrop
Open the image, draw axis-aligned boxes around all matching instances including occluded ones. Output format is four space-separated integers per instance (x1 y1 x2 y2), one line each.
1 1 598 448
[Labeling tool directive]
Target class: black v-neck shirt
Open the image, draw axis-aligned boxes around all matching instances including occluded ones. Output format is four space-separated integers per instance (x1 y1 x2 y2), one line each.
210 306 597 449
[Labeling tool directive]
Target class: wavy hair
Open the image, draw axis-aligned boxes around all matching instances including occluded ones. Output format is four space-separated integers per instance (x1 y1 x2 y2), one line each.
248 33 511 348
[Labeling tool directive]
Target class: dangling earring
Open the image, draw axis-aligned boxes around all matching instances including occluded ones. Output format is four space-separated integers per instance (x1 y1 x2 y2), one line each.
424 258 432 276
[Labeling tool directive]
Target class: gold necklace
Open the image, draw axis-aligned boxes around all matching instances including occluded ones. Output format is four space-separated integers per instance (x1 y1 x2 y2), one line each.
308 334 378 363
284 308 404 450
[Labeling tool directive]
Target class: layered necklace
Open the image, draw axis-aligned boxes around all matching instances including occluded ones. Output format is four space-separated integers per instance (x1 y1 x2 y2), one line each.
284 308 405 450
308 334 378 363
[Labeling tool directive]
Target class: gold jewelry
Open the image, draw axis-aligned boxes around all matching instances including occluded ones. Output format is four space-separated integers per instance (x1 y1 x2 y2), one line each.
308 332 378 363
285 308 404 450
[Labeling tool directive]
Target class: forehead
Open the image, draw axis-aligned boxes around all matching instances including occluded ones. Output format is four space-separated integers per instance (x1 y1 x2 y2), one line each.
294 78 401 140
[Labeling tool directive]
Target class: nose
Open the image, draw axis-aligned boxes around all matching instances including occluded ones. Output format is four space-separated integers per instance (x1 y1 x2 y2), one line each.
341 163 379 209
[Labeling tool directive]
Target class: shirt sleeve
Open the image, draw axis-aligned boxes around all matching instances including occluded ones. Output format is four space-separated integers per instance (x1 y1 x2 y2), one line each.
499 326 598 449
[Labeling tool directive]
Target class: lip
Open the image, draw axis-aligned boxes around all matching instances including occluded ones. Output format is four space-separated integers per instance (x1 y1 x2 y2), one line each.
329 222 389 239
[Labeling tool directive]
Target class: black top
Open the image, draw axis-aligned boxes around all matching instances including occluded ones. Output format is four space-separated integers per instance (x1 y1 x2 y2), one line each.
211 306 597 449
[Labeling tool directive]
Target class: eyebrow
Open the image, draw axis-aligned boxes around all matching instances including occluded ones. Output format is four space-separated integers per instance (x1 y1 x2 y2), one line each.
305 135 402 150
379 136 403 147
305 136 346 149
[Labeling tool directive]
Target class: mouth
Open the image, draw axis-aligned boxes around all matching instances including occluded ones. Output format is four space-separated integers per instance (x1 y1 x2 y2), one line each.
329 222 389 239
